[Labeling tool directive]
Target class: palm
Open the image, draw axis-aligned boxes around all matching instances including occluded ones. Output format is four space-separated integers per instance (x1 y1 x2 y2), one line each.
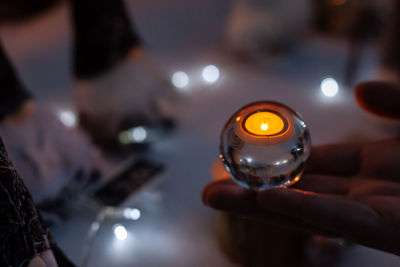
203 140 400 256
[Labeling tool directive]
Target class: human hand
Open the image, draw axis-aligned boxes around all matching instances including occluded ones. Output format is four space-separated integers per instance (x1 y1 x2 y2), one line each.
202 81 400 256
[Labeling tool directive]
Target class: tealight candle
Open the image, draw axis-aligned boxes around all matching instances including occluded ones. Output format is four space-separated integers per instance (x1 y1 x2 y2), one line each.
219 101 311 191
243 111 287 136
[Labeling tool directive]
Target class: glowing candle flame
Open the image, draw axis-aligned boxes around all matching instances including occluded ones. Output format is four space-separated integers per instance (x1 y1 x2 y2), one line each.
261 123 268 131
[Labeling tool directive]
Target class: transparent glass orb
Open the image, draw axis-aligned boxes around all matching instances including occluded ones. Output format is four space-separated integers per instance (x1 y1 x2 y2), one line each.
220 101 311 191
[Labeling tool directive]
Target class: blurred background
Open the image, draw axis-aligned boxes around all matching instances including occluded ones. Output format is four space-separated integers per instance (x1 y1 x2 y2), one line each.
1 0 400 266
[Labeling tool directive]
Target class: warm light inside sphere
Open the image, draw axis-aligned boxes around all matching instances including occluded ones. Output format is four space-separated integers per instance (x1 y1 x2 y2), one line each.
243 111 287 136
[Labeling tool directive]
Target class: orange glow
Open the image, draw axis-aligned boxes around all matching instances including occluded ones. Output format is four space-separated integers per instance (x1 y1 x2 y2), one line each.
243 111 286 136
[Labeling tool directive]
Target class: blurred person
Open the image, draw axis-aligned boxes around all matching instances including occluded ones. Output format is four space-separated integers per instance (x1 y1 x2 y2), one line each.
203 81 400 256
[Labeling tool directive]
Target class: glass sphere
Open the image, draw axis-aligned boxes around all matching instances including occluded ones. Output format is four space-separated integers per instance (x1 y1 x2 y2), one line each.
220 101 311 191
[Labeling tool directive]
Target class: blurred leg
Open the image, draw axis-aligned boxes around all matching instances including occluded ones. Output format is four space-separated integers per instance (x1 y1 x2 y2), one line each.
70 0 141 79
70 0 175 150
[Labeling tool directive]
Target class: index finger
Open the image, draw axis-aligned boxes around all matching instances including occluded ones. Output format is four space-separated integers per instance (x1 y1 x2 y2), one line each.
355 81 400 120
257 189 381 242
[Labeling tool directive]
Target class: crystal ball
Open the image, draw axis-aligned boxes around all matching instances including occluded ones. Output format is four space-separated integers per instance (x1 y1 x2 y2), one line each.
219 101 311 191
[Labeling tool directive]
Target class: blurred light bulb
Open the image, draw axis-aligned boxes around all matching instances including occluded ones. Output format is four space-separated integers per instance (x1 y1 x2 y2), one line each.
131 127 147 142
202 65 220 83
57 110 77 128
321 78 339 97
91 222 100 231
118 126 148 144
113 224 128 240
124 208 141 220
172 71 189 89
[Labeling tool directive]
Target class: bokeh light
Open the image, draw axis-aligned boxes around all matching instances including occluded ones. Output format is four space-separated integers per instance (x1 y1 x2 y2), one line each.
124 208 141 220
172 71 189 89
131 127 147 142
91 222 100 232
202 65 220 83
57 110 77 128
321 78 339 97
113 224 128 240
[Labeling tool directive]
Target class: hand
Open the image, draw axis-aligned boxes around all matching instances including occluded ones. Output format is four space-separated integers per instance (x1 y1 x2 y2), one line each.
202 81 400 256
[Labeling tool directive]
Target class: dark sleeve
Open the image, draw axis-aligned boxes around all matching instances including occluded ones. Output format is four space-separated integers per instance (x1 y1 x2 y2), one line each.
70 0 142 79
0 138 77 266
0 138 49 266
0 43 31 122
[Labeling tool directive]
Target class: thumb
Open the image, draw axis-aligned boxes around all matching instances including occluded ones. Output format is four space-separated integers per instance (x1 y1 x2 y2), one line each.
355 81 400 120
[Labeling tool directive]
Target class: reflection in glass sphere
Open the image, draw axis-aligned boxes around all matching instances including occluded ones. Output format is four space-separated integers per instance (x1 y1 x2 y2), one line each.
220 101 311 191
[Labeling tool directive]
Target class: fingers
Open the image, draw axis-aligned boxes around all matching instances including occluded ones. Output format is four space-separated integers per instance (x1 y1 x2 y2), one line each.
203 173 352 213
305 143 362 176
202 180 339 236
345 195 400 255
202 179 259 213
257 189 380 241
203 180 400 256
355 81 400 120
350 179 400 198
294 174 351 195
357 196 400 225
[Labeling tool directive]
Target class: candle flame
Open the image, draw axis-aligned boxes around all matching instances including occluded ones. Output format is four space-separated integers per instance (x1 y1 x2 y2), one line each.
261 123 268 131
